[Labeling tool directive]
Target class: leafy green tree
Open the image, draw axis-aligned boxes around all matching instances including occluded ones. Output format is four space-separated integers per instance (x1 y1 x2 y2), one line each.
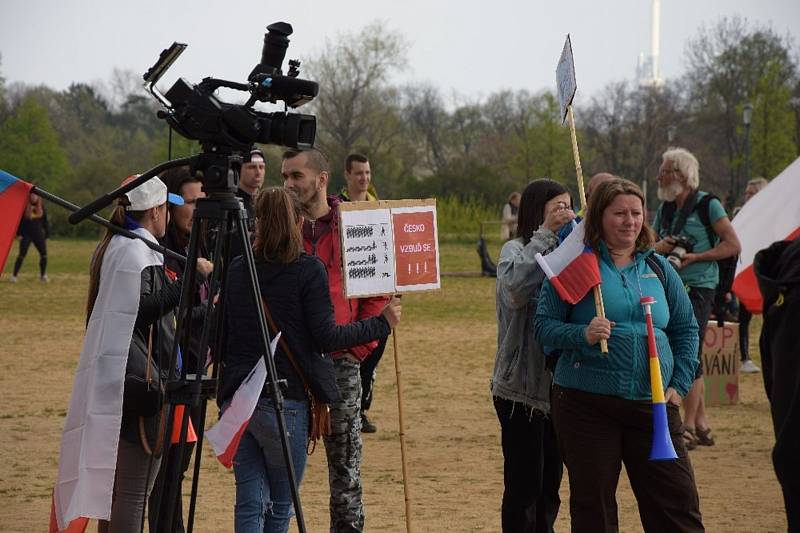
0 95 68 189
0 54 7 119
748 62 798 179
684 17 798 202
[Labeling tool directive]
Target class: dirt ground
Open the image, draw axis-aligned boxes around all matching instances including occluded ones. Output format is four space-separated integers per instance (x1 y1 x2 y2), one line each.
0 240 788 532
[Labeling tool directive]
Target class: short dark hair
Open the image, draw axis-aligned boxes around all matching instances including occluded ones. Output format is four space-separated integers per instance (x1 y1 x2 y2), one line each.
516 179 570 245
282 148 330 174
584 178 655 252
345 153 369 173
160 165 201 202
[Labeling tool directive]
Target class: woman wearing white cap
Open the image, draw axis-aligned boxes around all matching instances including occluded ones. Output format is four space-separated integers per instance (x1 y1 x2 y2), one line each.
51 176 212 533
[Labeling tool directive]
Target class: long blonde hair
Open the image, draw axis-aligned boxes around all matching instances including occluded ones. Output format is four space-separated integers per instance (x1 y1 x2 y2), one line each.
252 187 304 264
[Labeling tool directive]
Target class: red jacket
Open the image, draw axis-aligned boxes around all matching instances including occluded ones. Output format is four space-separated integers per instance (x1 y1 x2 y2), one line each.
302 196 386 361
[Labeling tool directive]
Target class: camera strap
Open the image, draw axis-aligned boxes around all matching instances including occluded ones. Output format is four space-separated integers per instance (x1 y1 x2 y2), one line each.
660 189 700 237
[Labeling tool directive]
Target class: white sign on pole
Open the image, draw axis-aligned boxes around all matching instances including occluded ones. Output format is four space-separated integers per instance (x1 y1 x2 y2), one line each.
339 199 440 298
556 34 577 124
340 207 396 297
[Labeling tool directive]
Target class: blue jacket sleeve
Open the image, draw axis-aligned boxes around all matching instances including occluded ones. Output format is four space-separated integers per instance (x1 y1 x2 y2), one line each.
533 278 590 350
660 256 700 396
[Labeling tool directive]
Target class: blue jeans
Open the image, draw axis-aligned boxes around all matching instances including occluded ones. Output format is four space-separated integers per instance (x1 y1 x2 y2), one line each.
232 398 309 533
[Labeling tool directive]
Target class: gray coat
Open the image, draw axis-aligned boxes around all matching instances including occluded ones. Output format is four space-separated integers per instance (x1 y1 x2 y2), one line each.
491 228 558 413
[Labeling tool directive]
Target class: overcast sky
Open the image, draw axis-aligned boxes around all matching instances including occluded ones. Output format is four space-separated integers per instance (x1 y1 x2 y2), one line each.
1 0 798 108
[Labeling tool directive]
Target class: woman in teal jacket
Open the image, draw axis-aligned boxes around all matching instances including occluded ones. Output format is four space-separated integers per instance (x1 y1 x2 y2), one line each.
534 178 703 533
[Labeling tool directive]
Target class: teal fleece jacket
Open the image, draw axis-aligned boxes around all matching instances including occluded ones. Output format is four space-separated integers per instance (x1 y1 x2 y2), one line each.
534 243 699 400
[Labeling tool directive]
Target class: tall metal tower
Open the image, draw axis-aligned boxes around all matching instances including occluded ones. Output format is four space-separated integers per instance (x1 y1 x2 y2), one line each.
638 0 664 87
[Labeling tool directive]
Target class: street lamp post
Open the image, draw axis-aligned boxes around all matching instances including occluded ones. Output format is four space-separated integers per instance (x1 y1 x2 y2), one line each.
743 102 753 201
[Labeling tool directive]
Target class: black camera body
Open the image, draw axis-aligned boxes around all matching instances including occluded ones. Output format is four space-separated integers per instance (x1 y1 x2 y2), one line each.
162 77 316 154
667 235 695 269
145 22 318 158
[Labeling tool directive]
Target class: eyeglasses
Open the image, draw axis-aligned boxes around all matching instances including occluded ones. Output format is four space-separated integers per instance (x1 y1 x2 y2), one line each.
658 168 680 178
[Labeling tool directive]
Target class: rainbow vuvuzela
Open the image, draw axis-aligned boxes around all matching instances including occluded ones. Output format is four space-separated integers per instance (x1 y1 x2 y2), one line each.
641 296 678 461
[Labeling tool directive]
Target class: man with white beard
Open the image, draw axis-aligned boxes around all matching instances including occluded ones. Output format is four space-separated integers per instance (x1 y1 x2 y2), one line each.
652 147 741 451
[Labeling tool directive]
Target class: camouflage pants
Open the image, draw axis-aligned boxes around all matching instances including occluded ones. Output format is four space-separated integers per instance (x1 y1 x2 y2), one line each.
323 357 364 533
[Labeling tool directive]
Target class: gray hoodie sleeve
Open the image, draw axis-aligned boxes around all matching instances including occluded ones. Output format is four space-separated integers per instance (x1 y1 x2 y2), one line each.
496 229 558 309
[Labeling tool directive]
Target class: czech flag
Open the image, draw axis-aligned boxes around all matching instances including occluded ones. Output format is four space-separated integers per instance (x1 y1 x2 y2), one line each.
49 496 88 533
0 170 33 275
205 334 277 468
732 156 800 313
535 220 601 305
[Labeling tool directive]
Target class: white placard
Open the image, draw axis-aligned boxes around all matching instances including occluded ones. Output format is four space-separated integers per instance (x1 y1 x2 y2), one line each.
556 34 577 124
340 208 396 297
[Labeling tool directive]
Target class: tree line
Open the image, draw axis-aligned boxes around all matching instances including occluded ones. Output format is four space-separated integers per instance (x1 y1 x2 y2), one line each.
0 17 798 237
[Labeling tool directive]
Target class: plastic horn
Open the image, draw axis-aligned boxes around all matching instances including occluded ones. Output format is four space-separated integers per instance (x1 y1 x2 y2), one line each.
641 296 678 461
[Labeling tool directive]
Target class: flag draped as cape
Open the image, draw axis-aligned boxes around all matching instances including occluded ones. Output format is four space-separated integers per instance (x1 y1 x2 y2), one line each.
52 228 162 531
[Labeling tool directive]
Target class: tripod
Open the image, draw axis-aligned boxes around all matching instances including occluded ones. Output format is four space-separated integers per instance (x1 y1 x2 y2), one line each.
69 150 307 533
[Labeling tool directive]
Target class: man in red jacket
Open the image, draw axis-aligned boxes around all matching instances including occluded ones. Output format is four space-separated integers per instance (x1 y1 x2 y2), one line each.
282 148 386 532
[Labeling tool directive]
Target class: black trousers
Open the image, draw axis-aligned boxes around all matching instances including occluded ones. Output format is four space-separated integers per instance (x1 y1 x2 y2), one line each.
494 397 562 533
148 405 200 533
688 286 715 378
13 231 47 277
551 386 704 533
360 335 388 412
738 305 753 361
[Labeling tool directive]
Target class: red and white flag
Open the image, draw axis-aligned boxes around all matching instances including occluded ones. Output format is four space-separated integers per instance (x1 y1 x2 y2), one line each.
732 156 800 313
535 221 601 305
206 333 279 468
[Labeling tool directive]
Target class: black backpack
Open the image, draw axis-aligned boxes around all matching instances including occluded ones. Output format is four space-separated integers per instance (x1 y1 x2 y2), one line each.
658 192 739 322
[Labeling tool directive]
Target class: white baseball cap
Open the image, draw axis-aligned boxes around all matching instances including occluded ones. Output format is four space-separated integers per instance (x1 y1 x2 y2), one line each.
124 176 185 211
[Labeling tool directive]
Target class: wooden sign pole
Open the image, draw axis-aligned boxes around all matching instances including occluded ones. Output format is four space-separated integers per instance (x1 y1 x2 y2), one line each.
392 327 413 532
567 104 609 354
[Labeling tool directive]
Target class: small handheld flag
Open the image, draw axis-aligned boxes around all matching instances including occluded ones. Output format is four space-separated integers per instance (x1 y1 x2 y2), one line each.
205 333 279 467
534 221 601 305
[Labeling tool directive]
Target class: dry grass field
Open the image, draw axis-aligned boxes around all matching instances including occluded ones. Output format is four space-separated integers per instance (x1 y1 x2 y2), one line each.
0 239 787 532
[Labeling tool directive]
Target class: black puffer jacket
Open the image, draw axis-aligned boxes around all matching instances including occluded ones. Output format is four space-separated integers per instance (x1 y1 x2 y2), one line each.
220 253 391 405
120 265 182 446
754 238 800 493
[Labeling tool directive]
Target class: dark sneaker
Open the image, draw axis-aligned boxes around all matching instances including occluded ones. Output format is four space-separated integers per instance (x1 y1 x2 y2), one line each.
361 413 377 433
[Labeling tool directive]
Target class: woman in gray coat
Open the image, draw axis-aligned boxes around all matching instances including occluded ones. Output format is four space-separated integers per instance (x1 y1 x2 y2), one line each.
491 178 575 533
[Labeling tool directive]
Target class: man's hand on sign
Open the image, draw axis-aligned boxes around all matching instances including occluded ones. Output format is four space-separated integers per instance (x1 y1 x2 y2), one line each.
382 296 402 328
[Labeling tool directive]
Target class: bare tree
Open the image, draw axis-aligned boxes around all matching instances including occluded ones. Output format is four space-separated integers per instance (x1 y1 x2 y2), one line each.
307 20 408 183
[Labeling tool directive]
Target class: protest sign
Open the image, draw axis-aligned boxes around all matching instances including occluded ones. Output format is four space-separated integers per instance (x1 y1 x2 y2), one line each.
339 199 440 297
702 321 740 406
556 34 577 125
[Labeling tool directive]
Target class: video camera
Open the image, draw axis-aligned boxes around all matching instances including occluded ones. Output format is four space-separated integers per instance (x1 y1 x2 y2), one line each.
143 22 317 157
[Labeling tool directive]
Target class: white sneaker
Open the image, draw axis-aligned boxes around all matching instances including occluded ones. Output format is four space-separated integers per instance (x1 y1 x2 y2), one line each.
40 275 48 283
740 360 761 373
9 276 17 283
